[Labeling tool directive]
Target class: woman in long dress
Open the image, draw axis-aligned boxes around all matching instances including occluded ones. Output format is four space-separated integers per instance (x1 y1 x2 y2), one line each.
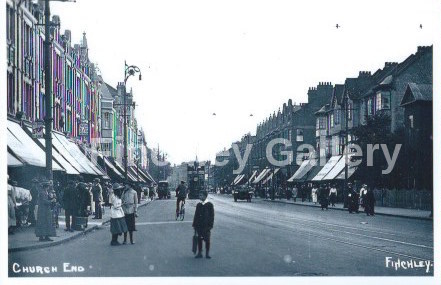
35 181 56 241
311 184 318 204
109 183 128 246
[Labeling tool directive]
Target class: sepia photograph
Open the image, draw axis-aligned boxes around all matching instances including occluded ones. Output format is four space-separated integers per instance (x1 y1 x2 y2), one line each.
2 0 438 284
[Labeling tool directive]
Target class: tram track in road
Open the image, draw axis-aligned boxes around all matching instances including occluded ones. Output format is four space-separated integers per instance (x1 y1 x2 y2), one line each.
211 196 433 263
211 195 432 243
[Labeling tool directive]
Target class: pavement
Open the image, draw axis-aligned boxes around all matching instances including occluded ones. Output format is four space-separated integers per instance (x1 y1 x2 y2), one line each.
8 194 433 276
8 198 151 252
260 197 433 220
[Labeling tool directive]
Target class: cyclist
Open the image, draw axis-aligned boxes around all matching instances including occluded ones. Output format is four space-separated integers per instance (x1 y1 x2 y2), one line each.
176 181 187 217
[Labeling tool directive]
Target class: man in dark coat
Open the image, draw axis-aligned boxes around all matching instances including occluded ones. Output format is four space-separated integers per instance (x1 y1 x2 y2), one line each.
63 180 77 232
92 178 103 219
35 181 56 241
318 185 329 210
76 183 90 217
192 191 214 259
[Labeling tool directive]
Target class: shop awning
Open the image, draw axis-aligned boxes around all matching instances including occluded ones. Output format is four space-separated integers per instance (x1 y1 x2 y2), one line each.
312 156 341 181
104 157 124 180
140 169 155 184
287 159 315 182
262 168 280 185
231 174 243 185
8 152 23 167
7 120 63 170
335 163 358 180
52 132 104 176
248 170 258 184
323 154 356 180
253 168 271 184
35 133 80 175
233 174 246 186
128 166 147 183
133 167 153 184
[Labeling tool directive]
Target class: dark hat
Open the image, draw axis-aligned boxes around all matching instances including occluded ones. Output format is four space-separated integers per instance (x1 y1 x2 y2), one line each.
93 178 100 183
112 183 124 190
77 182 87 189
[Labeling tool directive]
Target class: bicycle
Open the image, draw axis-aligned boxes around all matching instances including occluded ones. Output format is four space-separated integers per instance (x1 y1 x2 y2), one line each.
176 199 185 221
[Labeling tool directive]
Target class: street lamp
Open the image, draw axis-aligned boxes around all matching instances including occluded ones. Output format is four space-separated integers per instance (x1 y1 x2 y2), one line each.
123 61 142 182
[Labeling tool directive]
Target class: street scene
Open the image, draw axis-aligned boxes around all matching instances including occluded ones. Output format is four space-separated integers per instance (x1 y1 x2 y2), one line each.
5 0 435 282
8 195 433 276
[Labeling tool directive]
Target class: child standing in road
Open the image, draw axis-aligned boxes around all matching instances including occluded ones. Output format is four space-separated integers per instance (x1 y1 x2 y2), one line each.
192 191 215 259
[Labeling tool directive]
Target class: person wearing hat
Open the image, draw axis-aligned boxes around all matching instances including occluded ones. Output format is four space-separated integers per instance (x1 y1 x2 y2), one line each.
92 178 103 219
318 184 329 210
35 181 56 241
122 184 138 244
364 185 375 216
175 181 188 217
192 190 214 259
359 184 368 210
109 183 128 246
8 178 17 235
76 183 90 218
63 180 77 232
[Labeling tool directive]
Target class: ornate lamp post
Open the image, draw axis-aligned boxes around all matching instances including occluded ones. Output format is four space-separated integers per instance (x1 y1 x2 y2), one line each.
123 61 141 182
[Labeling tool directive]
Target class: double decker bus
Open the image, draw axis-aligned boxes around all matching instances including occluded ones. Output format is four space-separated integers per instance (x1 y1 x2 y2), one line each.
187 162 205 199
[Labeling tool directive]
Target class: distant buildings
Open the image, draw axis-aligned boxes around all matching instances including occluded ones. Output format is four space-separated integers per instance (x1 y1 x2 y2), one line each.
215 46 433 191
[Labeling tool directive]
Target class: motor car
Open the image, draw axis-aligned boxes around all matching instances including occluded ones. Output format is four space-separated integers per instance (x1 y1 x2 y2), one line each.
233 186 253 202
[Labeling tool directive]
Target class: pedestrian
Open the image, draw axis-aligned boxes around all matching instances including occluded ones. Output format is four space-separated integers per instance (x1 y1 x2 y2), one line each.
292 184 298 202
122 184 138 244
329 184 337 207
35 181 56 241
28 177 40 226
77 183 90 217
311 184 318 204
48 185 59 228
109 183 128 246
8 178 17 235
63 180 77 232
364 187 376 216
92 178 103 219
193 190 214 259
359 184 368 209
318 185 329 210
348 188 360 214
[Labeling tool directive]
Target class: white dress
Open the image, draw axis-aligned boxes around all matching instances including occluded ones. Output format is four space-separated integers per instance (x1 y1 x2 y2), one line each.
311 188 318 203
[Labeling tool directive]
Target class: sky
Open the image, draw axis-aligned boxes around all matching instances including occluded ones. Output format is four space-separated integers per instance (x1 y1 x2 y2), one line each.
51 0 434 165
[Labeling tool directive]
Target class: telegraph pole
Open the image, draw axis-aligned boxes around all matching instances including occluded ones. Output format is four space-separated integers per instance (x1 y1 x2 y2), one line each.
43 0 53 180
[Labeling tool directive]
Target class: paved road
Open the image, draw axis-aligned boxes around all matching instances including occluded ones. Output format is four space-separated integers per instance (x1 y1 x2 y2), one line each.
8 194 433 277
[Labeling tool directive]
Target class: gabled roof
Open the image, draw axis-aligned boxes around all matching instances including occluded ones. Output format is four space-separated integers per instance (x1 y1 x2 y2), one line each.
400 83 432 106
343 75 373 101
315 104 330 115
100 82 117 101
332 84 345 107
